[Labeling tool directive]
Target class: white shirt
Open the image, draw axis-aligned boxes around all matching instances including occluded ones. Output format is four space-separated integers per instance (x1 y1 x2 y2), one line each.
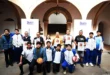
64 50 74 65
46 48 52 61
12 34 23 47
53 51 61 64
63 35 73 45
22 48 34 62
86 38 96 50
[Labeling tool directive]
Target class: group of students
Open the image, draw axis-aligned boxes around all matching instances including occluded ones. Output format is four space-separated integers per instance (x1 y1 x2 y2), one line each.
0 29 104 75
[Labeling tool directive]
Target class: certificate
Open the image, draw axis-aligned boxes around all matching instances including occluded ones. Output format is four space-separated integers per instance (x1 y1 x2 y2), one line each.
78 42 85 51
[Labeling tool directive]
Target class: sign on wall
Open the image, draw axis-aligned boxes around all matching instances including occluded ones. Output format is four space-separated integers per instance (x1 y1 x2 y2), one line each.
74 19 92 38
21 19 39 41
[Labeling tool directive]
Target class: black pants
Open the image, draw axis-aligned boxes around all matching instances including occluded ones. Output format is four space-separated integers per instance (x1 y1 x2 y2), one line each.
19 57 30 73
14 46 23 63
4 48 13 65
29 59 46 75
46 61 51 73
53 63 60 73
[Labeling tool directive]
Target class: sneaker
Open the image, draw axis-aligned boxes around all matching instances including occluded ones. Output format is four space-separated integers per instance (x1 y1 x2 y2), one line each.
90 63 94 67
63 71 66 74
86 63 89 67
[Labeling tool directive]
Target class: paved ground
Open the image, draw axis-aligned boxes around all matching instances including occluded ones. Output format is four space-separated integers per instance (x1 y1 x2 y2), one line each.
0 49 110 75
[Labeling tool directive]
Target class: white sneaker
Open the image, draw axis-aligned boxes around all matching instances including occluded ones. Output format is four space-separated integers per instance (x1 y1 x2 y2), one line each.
63 71 66 74
90 63 94 66
86 63 89 67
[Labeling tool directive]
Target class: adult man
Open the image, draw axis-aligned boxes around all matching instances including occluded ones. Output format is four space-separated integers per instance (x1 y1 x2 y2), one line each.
63 29 73 46
23 31 31 50
12 29 23 63
23 31 31 42
33 32 44 47
74 30 86 67
1 29 13 67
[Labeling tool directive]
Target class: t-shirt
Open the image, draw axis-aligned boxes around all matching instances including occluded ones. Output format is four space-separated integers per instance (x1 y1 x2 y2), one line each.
53 51 61 64
75 35 86 49
22 48 34 62
53 38 61 47
63 35 73 45
46 48 52 61
94 36 104 50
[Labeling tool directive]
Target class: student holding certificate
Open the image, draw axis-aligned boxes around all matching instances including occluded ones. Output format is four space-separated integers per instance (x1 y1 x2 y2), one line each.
74 30 86 67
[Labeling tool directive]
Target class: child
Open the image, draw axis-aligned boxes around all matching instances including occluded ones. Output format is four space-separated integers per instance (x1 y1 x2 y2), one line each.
44 41 54 73
62 44 79 74
29 42 46 75
53 44 62 74
19 42 33 75
94 31 104 68
45 35 52 47
85 32 96 67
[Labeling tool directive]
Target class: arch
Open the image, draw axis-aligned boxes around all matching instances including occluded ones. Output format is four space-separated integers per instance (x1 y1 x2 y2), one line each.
8 1 26 29
0 0 26 29
30 0 82 36
87 1 110 30
31 0 82 19
49 13 67 24
43 6 72 22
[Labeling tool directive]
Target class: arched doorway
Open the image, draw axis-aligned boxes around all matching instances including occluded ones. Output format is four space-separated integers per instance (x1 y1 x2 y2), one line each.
43 6 72 36
31 0 82 36
0 0 26 34
87 1 110 49
48 13 67 35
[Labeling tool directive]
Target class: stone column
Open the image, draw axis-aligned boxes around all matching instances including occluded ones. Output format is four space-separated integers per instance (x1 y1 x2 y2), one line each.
67 22 71 31
44 21 48 36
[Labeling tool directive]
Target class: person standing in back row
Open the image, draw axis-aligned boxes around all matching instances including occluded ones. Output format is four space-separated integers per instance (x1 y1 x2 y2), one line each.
63 29 73 46
12 29 23 63
52 32 62 49
85 32 96 67
33 32 45 47
93 31 104 68
1 29 13 68
74 30 86 67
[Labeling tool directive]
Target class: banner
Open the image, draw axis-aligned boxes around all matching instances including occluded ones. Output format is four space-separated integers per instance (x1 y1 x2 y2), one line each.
74 19 92 38
21 19 39 41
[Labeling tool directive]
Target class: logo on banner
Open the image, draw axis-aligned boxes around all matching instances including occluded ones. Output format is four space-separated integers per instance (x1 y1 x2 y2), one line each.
27 21 34 25
80 22 87 26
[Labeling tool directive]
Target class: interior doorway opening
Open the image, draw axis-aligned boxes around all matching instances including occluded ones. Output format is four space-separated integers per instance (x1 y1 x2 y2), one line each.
48 13 67 35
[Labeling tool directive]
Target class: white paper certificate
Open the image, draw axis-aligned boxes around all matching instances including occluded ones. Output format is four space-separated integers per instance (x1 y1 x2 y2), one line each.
78 42 85 51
